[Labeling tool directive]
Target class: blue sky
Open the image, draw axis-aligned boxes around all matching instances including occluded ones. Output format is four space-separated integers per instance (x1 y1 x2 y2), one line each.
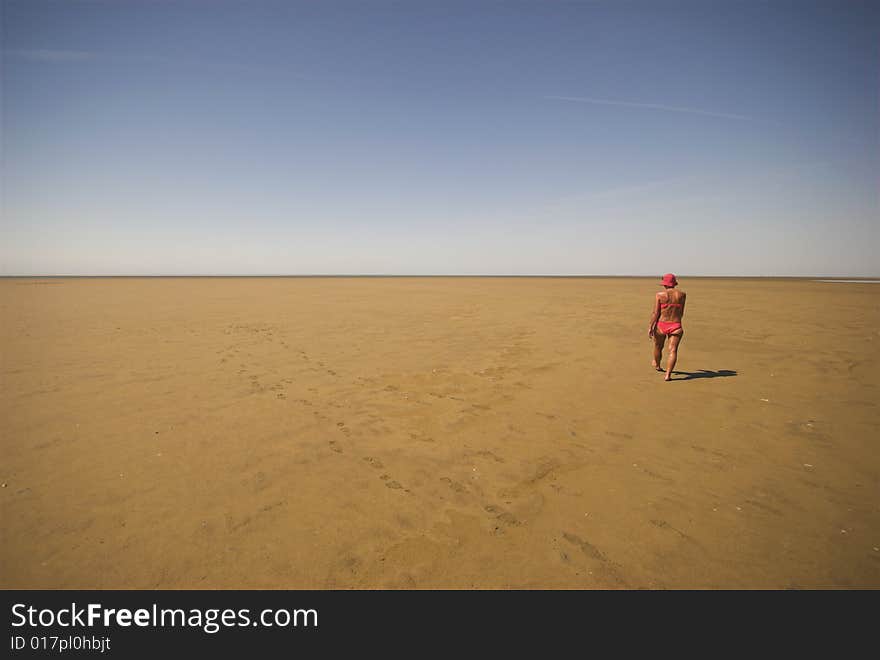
2 0 878 276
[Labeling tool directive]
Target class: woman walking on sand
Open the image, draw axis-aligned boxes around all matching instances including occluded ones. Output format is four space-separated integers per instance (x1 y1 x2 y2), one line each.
649 273 686 381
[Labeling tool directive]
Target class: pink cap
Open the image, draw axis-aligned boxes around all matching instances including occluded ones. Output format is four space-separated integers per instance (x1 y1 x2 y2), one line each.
661 273 678 287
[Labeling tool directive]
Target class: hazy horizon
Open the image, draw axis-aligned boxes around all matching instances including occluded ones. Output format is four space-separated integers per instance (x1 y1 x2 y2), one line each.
4 274 880 281
2 1 878 277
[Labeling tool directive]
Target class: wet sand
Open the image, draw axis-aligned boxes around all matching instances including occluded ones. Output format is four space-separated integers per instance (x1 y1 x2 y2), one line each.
1 277 878 589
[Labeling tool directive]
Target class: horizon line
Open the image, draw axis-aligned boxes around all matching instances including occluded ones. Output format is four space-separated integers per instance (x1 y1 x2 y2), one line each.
2 274 879 280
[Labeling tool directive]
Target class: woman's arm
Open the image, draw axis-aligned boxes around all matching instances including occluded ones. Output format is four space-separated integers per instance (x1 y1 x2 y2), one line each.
648 294 661 338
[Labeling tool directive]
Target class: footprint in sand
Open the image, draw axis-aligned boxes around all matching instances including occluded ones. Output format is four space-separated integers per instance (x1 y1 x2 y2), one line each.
484 504 520 526
441 477 467 493
471 449 505 463
562 532 607 562
649 519 701 541
379 474 403 489
329 439 343 453
549 483 583 497
363 457 384 469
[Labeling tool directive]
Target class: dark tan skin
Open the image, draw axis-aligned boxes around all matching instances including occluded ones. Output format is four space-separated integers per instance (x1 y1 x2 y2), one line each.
648 285 686 381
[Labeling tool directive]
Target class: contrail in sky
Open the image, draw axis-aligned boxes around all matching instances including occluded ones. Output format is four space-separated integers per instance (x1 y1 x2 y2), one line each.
545 95 753 121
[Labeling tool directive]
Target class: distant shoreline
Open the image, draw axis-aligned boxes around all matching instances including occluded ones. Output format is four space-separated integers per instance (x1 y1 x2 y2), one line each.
2 275 879 280
813 279 880 283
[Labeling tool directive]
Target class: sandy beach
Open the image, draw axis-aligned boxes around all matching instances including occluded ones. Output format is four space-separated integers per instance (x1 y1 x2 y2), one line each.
1 276 878 589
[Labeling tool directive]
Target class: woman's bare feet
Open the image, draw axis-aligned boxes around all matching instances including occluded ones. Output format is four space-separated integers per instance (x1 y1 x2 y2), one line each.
652 360 663 371
664 372 672 381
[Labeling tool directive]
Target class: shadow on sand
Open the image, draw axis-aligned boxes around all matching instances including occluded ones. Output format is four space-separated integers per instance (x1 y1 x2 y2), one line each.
670 369 737 381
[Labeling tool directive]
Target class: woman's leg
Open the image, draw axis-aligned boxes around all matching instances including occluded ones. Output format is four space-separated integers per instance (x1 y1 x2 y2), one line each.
652 333 666 370
664 332 683 381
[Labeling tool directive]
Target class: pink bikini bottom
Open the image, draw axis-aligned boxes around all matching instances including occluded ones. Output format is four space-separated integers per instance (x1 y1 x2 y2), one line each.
657 321 682 335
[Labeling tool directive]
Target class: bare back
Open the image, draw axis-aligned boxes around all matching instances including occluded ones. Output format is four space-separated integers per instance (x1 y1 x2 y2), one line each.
657 288 686 323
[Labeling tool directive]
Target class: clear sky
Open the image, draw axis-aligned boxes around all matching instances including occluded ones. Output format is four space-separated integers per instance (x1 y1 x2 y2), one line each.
2 0 878 276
